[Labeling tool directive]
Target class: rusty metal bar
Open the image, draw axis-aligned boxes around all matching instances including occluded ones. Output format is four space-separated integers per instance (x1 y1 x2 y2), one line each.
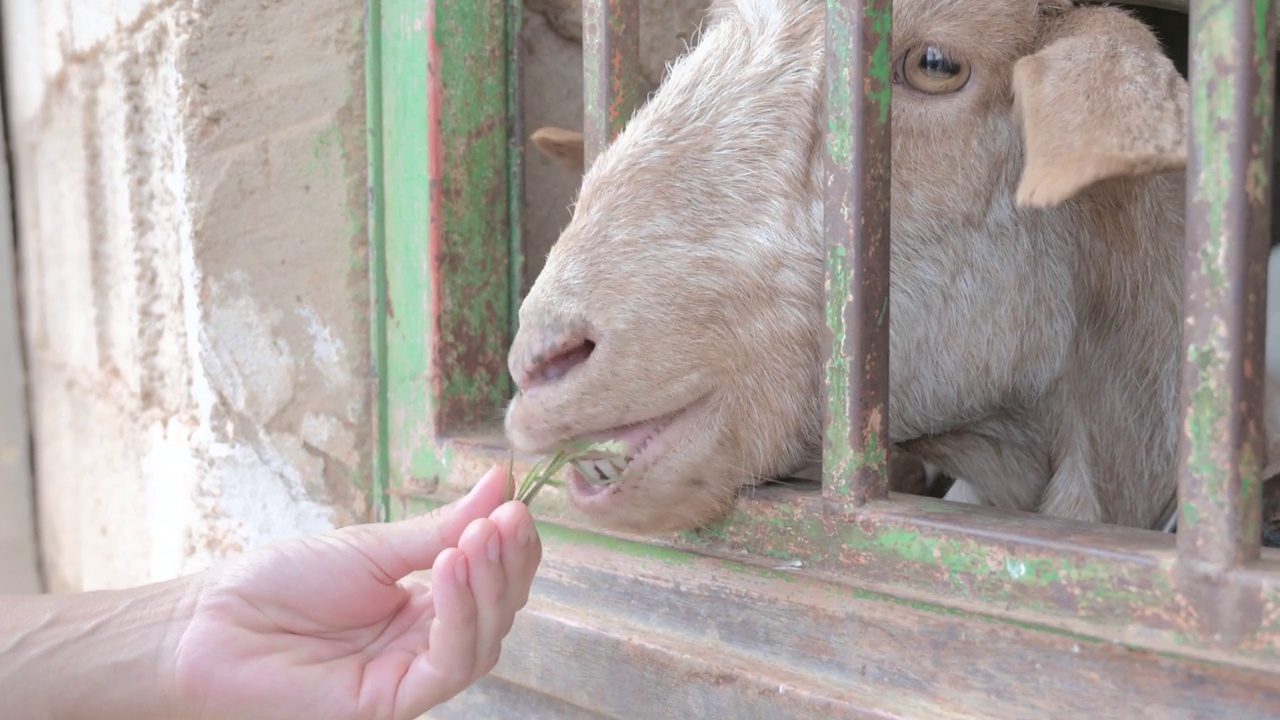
409 435 1280 671
820 0 893 507
582 0 642 166
1178 0 1275 572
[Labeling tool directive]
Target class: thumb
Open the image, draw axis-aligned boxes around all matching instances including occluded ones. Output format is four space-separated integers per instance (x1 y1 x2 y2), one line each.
335 464 515 582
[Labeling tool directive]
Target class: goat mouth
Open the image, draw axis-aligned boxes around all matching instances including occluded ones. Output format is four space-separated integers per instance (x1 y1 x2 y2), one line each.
563 403 699 508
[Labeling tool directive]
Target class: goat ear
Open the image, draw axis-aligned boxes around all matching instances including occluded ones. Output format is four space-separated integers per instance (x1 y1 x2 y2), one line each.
530 127 586 175
1011 8 1187 208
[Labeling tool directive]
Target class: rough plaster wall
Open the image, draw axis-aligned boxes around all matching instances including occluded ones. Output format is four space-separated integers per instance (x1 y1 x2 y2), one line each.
519 0 712 286
2 0 371 592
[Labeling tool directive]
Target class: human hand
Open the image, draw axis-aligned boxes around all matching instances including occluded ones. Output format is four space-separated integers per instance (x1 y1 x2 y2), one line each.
170 465 542 720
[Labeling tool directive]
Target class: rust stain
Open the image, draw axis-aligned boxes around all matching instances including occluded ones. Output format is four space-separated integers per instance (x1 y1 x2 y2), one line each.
1176 0 1272 575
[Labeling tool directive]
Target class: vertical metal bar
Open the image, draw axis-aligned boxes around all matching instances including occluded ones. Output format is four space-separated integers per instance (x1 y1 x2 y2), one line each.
582 0 641 166
429 0 516 434
507 0 525 329
821 0 893 507
1178 0 1274 571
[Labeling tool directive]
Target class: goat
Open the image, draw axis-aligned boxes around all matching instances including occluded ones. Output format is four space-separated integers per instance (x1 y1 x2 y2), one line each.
503 0 1245 537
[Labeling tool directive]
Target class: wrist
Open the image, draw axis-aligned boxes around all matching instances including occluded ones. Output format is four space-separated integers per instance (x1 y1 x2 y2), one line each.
0 575 202 720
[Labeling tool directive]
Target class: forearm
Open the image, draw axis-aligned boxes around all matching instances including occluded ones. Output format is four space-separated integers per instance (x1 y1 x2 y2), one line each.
0 577 199 720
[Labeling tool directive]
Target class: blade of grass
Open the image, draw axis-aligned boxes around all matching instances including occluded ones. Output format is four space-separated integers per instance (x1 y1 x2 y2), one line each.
511 439 630 506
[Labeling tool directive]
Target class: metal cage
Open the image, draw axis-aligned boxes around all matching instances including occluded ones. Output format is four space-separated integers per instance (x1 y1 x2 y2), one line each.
366 0 1280 715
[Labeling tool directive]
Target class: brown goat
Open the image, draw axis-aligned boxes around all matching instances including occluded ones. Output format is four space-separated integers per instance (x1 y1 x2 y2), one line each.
505 0 1202 535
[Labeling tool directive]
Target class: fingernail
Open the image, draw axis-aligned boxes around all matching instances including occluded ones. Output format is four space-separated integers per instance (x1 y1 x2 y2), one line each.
519 517 535 547
486 532 501 563
455 556 468 584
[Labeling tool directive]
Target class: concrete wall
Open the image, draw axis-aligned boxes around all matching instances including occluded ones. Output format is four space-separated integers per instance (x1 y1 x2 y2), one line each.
2 0 372 592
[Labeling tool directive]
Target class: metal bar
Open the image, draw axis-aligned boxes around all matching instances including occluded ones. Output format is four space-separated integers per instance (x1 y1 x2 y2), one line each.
380 0 443 487
1178 0 1275 572
376 0 516 495
582 0 641 166
482 537 1280 720
428 0 516 434
821 0 893 507
405 436 1280 673
506 0 525 321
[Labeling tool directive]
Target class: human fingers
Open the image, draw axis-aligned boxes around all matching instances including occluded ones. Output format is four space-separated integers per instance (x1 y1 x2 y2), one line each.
397 548 479 716
455 517 509 673
325 465 512 584
488 500 543 618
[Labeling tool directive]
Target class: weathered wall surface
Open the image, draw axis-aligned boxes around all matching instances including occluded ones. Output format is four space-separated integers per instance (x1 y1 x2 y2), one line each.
2 0 371 592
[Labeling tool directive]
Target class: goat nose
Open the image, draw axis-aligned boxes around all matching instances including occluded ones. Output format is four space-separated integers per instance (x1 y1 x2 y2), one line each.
508 318 596 393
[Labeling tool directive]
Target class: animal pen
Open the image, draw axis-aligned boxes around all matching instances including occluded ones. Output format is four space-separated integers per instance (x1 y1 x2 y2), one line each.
366 0 1280 716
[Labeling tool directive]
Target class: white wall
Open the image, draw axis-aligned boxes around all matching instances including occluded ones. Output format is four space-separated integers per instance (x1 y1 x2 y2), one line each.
1 0 373 592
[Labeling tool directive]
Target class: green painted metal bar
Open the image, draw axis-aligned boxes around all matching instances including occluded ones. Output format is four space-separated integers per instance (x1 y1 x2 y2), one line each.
429 0 517 435
582 0 642 166
378 0 442 495
1178 0 1274 572
373 0 516 507
399 439 1280 672
821 0 893 507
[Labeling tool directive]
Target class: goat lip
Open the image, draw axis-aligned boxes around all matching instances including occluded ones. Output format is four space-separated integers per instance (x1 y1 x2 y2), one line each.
564 401 701 509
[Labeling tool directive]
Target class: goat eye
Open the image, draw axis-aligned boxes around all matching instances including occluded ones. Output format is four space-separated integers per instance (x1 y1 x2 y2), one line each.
902 45 971 94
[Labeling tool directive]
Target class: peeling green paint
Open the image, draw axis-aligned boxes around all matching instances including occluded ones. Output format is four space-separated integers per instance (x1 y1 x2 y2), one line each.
867 5 892 125
1189 6 1232 293
1185 343 1230 496
1182 501 1201 528
821 0 893 504
1180 0 1273 569
369 0 518 516
433 0 516 431
825 4 853 167
377 0 439 494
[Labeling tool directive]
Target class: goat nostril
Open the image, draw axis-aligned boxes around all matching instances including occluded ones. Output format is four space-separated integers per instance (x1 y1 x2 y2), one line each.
523 338 595 389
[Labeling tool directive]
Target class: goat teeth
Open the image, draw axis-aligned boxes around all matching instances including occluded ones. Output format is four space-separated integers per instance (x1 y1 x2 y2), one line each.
574 461 600 482
596 460 618 480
